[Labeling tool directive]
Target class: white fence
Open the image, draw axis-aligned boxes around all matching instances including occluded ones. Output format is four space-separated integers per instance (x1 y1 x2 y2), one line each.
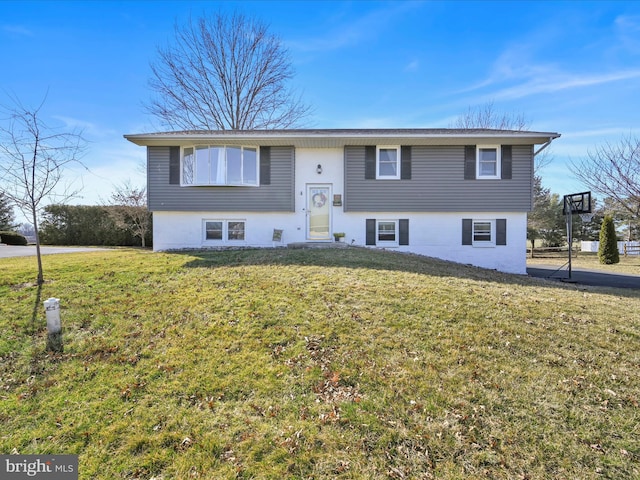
581 241 640 255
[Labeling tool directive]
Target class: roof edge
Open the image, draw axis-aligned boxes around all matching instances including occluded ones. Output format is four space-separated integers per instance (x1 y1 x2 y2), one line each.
124 128 561 147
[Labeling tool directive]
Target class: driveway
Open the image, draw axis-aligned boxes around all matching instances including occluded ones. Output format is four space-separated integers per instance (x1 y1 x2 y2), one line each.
0 245 108 258
527 264 640 289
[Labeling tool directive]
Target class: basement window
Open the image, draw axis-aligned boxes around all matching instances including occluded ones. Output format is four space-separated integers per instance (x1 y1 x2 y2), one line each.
472 220 494 246
204 220 246 242
377 220 398 245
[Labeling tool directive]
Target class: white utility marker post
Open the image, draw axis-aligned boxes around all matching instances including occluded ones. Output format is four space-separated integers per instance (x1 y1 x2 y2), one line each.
44 297 63 353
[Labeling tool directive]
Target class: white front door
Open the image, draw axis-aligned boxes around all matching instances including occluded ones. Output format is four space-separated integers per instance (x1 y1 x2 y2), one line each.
307 184 331 241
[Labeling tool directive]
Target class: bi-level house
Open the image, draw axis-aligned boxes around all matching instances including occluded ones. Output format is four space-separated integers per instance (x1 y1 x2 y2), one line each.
124 129 559 274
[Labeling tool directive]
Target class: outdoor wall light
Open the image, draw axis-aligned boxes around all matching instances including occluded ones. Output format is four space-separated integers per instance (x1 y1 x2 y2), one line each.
316 164 323 174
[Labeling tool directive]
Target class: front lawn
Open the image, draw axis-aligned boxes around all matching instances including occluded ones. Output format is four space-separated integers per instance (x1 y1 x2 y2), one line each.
1 248 639 479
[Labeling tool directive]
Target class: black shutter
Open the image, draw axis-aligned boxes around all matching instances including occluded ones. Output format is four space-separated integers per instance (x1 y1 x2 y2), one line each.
364 146 376 179
260 146 271 185
400 146 411 180
496 219 507 245
464 145 476 180
462 218 472 245
169 146 180 185
399 219 409 245
366 219 376 245
501 145 512 180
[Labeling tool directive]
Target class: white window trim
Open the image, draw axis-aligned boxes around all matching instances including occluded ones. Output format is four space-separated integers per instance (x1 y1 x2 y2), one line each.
182 145 260 187
472 219 495 247
377 219 399 246
476 145 501 180
376 145 401 180
203 219 247 243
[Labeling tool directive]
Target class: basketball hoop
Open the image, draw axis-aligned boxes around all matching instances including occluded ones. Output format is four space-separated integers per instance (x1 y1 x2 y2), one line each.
563 191 593 281
579 212 594 223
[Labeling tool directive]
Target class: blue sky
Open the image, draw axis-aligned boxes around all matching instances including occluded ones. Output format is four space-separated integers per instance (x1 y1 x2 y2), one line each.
1 0 639 209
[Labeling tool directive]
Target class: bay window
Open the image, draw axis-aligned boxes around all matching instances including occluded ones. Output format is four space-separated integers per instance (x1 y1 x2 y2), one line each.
183 145 258 186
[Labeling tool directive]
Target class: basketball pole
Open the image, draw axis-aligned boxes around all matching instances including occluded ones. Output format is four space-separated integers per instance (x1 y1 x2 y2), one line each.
565 196 573 280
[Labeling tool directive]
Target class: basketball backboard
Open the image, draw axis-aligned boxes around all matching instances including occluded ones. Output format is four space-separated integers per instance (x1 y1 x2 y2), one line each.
562 191 592 215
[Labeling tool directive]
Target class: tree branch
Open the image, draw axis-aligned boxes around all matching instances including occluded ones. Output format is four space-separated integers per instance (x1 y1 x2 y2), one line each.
144 11 311 130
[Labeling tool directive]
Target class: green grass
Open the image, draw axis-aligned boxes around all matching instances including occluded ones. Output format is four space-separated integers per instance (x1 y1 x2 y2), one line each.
1 248 639 479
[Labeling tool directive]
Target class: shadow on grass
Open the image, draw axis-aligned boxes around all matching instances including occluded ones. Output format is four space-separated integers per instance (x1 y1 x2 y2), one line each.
29 282 43 374
169 246 640 299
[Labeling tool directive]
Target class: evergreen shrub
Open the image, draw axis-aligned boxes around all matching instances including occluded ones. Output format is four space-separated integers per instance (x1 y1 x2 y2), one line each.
598 215 620 264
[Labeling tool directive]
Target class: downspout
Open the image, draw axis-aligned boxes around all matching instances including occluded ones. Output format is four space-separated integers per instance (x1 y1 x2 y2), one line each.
534 137 555 157
529 135 558 259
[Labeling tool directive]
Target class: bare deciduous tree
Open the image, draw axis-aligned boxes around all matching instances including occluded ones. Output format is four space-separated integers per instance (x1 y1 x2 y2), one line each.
146 11 311 130
452 101 552 173
108 182 151 248
452 101 529 131
569 134 640 220
0 95 85 284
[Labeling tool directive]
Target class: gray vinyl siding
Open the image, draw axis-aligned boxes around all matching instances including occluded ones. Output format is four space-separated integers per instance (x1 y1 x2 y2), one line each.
344 145 534 212
147 146 295 212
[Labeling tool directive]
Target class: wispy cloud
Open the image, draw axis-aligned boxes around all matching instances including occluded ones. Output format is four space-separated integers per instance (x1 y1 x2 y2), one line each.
404 60 419 72
615 14 640 31
52 115 117 138
461 12 640 102
615 14 640 53
456 43 554 94
67 165 145 204
2 24 33 36
489 69 640 100
287 2 421 53
459 37 640 101
561 127 635 139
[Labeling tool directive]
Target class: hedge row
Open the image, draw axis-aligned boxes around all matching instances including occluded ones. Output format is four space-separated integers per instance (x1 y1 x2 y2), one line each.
39 204 152 247
0 231 28 245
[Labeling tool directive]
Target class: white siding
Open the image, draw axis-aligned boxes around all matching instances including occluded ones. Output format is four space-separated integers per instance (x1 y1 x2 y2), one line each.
153 210 528 274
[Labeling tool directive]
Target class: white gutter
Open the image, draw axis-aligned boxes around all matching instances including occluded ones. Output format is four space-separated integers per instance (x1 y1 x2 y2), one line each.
124 130 561 148
534 136 559 157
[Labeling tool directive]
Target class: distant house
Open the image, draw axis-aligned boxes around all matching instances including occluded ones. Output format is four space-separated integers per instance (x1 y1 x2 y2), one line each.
124 128 559 274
